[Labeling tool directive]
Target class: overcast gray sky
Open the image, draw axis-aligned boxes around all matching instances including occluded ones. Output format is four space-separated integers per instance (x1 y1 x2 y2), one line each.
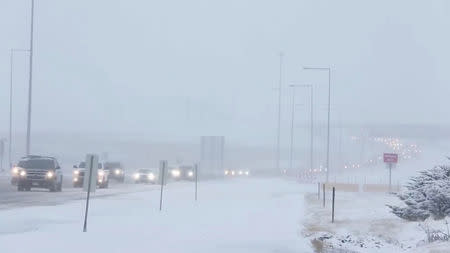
1 0 449 145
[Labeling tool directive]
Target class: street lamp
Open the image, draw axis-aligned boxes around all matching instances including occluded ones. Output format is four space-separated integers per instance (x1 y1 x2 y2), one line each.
289 84 314 174
275 52 283 173
303 66 331 182
26 0 35 156
10 49 30 168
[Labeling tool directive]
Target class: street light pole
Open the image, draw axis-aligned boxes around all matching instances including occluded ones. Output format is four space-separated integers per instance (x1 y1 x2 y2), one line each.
9 50 13 168
303 66 331 182
289 85 296 170
9 49 30 168
309 86 314 173
289 84 314 173
26 0 35 156
276 53 283 172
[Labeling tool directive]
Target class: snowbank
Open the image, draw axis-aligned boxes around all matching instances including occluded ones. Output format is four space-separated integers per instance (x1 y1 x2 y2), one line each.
302 190 450 252
0 179 313 253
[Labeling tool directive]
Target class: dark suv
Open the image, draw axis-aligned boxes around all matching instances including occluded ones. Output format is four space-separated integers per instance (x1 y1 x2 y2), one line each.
104 162 125 182
16 155 63 192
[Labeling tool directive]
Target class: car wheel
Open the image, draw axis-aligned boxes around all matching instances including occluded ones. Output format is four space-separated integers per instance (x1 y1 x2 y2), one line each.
49 183 57 192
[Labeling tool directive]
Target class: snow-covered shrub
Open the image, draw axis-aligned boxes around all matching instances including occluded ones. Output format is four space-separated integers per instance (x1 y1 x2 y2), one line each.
419 222 450 243
388 165 450 221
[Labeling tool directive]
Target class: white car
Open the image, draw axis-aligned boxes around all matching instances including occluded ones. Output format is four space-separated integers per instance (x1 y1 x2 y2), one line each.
133 169 158 184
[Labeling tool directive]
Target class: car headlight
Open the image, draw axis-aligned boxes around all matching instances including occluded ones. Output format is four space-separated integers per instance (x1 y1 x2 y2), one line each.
238 170 243 175
188 171 194 177
224 170 229 175
73 177 78 182
19 170 27 177
245 171 249 176
98 170 105 177
231 171 235 175
171 170 181 177
47 171 54 178
12 167 20 175
148 173 155 180
115 169 121 175
73 170 79 175
134 173 140 180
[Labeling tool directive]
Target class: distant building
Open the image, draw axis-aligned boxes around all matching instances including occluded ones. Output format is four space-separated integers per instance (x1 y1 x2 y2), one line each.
200 136 224 178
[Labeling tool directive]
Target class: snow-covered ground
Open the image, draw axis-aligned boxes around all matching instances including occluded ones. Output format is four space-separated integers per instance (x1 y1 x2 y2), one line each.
302 189 450 252
0 179 314 253
298 138 450 252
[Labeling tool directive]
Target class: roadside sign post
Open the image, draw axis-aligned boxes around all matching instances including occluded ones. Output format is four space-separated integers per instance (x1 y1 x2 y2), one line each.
317 182 320 200
322 183 325 207
332 187 335 223
194 163 198 201
159 160 167 211
0 139 5 171
383 153 398 193
83 154 98 232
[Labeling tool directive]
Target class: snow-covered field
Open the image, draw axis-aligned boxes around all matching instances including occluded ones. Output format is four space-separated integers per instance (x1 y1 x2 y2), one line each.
302 189 450 252
0 179 314 253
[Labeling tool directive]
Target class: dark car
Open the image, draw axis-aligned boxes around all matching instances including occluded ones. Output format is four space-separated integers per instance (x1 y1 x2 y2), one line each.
104 162 125 182
10 165 20 185
133 169 157 184
16 155 63 192
169 165 196 181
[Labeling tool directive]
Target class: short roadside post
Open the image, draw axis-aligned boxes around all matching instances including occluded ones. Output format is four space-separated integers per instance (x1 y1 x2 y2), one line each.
194 163 198 201
322 183 326 207
83 154 98 232
317 182 320 200
159 160 167 211
383 153 398 193
332 187 335 223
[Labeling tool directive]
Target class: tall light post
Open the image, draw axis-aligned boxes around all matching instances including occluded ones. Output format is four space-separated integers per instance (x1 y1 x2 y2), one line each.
288 85 296 170
26 0 35 156
275 53 283 172
303 66 331 182
10 49 30 168
289 84 314 173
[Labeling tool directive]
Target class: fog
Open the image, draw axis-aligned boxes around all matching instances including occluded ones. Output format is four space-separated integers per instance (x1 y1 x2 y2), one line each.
1 0 450 149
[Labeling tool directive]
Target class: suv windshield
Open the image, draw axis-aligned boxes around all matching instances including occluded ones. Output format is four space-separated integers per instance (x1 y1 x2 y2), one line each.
18 159 54 170
138 169 151 173
105 162 121 169
78 162 102 169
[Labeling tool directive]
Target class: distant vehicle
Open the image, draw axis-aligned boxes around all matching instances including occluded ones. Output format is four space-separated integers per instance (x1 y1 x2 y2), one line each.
104 162 125 182
15 155 63 192
169 165 196 181
133 169 157 184
10 164 19 185
73 161 109 188
224 169 250 177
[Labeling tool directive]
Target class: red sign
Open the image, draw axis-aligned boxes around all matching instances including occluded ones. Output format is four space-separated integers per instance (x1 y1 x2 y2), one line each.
384 153 398 163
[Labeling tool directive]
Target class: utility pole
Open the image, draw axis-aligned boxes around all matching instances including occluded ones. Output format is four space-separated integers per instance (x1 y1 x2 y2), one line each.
26 0 35 156
276 52 283 172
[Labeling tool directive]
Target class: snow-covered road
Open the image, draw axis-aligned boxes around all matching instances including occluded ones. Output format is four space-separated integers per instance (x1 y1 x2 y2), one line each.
0 175 158 210
0 178 314 252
